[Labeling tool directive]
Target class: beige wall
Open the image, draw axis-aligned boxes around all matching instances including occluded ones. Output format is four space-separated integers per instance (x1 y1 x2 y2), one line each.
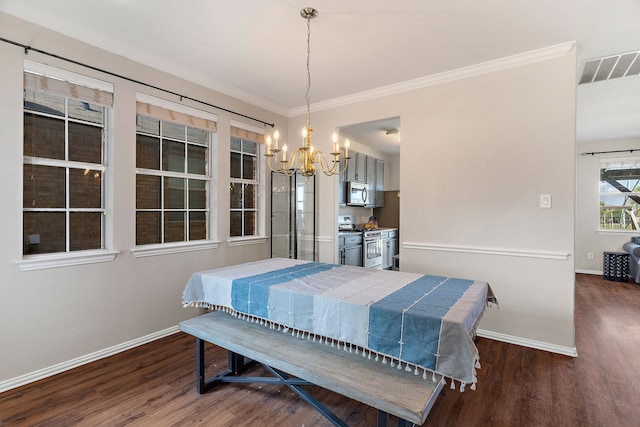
0 13 279 386
291 45 578 353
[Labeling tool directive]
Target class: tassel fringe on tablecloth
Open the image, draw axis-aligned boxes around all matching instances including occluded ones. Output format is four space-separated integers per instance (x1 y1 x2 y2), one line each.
183 302 482 392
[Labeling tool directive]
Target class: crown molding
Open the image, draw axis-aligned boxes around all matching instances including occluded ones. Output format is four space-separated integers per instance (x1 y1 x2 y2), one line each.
288 41 576 117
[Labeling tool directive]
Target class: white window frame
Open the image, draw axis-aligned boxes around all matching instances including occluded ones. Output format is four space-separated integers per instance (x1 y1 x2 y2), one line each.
17 61 118 272
599 157 640 233
131 94 219 257
228 120 267 247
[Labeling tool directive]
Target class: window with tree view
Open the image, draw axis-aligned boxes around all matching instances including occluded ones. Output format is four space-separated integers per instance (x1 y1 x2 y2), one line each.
600 158 640 231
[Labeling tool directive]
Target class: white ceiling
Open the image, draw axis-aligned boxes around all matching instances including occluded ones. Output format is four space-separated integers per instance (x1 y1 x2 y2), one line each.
2 0 640 150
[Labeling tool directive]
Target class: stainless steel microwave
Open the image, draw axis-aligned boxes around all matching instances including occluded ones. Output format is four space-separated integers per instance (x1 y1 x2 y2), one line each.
347 182 368 206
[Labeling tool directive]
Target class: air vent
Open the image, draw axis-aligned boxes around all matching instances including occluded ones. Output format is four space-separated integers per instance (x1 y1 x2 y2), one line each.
579 51 640 85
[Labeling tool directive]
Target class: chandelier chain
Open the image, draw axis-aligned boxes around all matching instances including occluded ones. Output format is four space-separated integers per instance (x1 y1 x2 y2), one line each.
305 14 312 131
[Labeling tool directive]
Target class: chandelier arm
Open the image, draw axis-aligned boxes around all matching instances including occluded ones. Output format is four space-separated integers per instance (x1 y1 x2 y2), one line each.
315 151 339 175
334 157 350 175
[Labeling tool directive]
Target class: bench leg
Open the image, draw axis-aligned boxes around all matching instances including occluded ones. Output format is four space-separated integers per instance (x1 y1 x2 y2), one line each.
377 411 409 427
261 364 347 427
377 410 389 427
196 338 259 393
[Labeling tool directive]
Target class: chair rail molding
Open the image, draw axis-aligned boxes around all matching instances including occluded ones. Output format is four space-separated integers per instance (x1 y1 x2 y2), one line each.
402 242 571 261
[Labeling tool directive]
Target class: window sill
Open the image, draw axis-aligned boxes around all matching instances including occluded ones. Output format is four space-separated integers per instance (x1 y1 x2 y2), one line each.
16 249 120 272
597 229 640 235
131 240 221 258
227 236 269 247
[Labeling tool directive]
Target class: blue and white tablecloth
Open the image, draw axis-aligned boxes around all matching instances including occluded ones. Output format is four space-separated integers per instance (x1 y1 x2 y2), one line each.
182 258 496 391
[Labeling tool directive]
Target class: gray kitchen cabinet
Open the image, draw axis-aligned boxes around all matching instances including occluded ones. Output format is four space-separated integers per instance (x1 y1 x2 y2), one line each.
337 156 347 206
346 151 367 184
375 158 384 208
381 228 398 269
338 232 363 267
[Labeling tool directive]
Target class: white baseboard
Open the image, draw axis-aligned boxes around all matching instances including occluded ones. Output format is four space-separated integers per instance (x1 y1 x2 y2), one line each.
575 269 602 275
0 325 179 394
477 329 578 357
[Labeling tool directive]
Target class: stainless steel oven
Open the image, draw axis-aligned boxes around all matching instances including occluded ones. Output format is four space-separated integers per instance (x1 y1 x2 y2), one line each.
363 229 383 269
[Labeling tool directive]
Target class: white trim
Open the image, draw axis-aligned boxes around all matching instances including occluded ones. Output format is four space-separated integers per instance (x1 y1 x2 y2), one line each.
16 250 120 272
0 326 179 394
316 235 333 243
131 241 220 258
24 59 114 93
136 92 217 122
477 329 578 357
230 119 266 135
403 242 571 260
227 236 269 247
575 269 603 275
288 41 576 117
597 229 639 235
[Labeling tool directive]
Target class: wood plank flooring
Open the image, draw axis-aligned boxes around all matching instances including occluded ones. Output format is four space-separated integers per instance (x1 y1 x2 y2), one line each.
1 273 639 426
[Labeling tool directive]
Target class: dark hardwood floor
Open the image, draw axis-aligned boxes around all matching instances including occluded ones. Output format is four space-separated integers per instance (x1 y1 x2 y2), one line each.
1 273 639 426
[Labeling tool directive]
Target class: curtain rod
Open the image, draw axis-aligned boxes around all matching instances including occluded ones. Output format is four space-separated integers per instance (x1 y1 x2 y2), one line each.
580 148 640 156
0 36 275 128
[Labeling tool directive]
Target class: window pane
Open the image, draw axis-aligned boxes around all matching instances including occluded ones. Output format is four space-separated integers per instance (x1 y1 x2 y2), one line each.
23 165 65 208
136 211 161 245
244 211 256 236
187 144 207 175
24 89 64 116
189 179 206 209
187 127 207 144
68 99 103 124
70 212 102 251
600 194 640 230
242 140 257 155
136 115 160 135
164 177 185 209
69 122 102 163
189 211 207 240
230 182 242 209
136 134 160 170
162 121 185 141
23 212 66 255
164 211 185 242
23 113 65 159
230 137 241 152
69 169 102 208
230 211 242 237
244 184 256 209
242 154 256 180
162 140 185 172
230 152 241 179
137 175 161 209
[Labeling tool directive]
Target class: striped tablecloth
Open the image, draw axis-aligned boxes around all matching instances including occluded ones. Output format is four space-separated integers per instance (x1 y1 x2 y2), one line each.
182 258 496 390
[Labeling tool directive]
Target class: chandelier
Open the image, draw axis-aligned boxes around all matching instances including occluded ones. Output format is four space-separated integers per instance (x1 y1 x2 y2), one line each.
264 7 350 177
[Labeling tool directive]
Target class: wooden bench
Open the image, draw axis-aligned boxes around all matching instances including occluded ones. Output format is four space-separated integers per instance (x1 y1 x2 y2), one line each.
179 311 444 426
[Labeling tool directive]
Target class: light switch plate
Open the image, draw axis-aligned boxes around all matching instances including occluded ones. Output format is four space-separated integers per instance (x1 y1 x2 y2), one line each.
540 194 552 208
